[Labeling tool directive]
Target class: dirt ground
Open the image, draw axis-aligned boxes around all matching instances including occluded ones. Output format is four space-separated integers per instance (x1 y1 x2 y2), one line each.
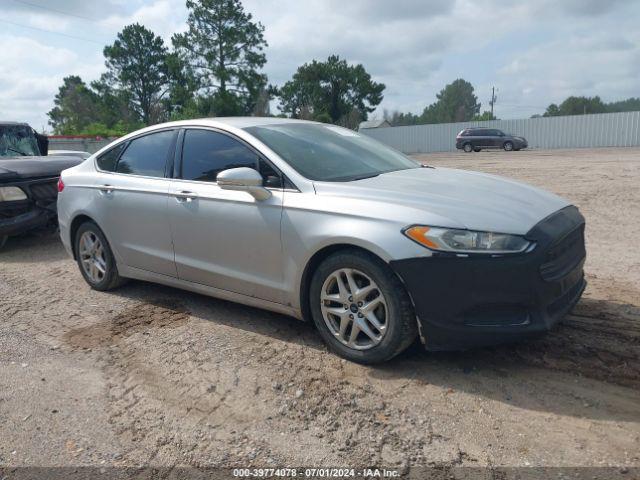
1 147 639 476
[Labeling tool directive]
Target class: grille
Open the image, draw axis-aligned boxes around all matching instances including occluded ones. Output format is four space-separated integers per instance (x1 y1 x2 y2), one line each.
539 225 585 282
28 181 58 200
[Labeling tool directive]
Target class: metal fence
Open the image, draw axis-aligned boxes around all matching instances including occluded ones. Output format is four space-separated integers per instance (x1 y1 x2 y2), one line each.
48 137 116 154
361 111 640 153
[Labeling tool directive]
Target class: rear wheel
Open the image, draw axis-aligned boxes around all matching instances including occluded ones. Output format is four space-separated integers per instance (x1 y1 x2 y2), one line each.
463 143 473 153
75 222 126 291
309 250 417 364
503 141 514 151
0 235 7 250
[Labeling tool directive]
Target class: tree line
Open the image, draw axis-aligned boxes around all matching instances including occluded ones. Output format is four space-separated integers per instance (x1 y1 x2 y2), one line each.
539 96 640 117
383 80 640 127
383 79 495 127
48 0 385 135
48 0 640 135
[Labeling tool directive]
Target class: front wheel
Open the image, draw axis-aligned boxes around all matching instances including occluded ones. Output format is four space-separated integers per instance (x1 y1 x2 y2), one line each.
463 143 473 153
309 250 418 364
75 222 127 291
503 141 514 151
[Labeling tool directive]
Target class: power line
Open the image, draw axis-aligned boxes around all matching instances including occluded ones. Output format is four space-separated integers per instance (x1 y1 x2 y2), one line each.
9 0 100 22
0 18 106 45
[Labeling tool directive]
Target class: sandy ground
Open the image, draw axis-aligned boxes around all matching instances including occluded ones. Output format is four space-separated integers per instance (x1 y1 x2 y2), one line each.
1 147 639 477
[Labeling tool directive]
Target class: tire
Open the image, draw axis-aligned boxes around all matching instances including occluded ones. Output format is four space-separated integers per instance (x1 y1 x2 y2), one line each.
309 249 418 364
74 221 127 291
503 141 514 151
0 235 7 250
473 148 481 152
463 143 473 153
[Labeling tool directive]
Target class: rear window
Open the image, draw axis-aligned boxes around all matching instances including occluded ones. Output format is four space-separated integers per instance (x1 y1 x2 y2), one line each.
116 130 175 177
96 143 126 172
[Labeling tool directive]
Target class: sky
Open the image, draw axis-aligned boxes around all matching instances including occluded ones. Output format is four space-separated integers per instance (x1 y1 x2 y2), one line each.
0 0 639 131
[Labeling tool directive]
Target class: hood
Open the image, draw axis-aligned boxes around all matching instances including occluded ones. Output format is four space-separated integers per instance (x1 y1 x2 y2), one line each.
0 156 83 182
313 167 570 235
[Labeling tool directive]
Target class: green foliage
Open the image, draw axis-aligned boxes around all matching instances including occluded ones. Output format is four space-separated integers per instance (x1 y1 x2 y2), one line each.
103 23 170 124
172 0 268 116
606 97 640 112
542 95 640 117
48 76 100 134
421 79 480 124
543 96 606 116
277 55 385 126
384 79 481 126
472 111 497 121
78 121 141 137
383 110 422 127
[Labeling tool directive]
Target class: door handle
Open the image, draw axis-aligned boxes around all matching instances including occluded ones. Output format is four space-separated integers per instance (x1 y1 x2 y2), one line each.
174 191 198 203
99 184 114 194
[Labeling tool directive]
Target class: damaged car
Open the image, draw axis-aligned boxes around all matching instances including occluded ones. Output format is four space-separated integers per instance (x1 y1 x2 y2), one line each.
0 122 82 249
58 118 586 363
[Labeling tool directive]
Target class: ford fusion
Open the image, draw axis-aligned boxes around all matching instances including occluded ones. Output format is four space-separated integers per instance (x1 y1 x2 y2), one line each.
57 118 586 363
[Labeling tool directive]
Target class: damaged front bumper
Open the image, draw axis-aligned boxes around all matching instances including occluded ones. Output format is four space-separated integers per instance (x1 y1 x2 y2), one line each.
0 178 59 237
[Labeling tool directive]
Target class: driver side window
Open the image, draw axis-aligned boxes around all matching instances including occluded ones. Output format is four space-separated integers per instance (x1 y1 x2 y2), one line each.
180 129 259 183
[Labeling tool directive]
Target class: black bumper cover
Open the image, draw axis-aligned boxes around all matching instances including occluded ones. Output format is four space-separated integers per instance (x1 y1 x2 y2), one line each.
390 206 586 350
0 203 57 237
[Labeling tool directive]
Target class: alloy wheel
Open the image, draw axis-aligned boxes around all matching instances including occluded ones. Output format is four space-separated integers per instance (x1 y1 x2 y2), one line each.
320 268 388 350
79 231 107 284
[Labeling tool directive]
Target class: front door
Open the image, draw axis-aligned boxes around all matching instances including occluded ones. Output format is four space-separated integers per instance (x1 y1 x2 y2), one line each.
168 128 285 303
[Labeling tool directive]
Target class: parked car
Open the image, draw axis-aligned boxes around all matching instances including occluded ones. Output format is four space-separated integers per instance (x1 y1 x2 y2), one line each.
456 127 528 152
0 122 82 249
58 118 585 363
49 150 91 160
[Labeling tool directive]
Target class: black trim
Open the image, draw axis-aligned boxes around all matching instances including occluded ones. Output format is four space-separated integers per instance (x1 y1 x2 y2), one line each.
175 126 293 189
390 206 586 350
114 129 178 178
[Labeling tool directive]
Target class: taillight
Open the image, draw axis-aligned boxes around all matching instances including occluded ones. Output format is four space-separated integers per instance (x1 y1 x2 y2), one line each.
57 178 65 192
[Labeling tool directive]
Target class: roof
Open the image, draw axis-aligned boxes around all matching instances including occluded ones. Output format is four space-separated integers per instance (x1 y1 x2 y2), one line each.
0 121 29 126
193 117 316 128
358 119 391 129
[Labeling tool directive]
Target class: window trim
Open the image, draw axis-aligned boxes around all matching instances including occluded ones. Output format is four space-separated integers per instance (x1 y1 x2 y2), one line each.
94 128 178 180
174 126 298 191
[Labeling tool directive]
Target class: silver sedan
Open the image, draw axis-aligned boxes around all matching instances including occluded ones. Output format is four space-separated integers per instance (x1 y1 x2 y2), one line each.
57 118 586 363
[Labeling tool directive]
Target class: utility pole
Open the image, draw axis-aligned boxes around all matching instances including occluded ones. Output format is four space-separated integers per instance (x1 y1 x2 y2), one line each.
489 86 497 118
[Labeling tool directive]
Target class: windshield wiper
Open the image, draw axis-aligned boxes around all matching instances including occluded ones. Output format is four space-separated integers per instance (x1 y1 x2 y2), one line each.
6 147 28 156
348 173 380 181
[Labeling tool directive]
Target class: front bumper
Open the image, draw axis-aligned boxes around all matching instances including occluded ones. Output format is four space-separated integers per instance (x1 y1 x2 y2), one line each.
0 204 57 236
0 178 59 237
390 206 586 350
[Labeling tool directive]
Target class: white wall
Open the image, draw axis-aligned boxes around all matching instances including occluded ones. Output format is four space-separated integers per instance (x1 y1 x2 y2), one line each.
361 111 640 153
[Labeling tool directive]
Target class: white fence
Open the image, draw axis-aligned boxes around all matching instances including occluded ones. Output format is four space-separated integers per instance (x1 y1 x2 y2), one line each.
48 137 116 154
361 111 640 153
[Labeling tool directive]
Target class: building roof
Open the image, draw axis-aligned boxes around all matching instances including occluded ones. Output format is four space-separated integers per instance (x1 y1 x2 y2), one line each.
358 119 391 130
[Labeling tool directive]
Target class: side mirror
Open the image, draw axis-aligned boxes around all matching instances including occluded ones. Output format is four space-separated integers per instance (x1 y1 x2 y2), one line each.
217 167 272 201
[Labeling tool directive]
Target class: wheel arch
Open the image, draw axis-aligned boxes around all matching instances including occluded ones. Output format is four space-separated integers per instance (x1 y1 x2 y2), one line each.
298 243 391 323
68 213 98 260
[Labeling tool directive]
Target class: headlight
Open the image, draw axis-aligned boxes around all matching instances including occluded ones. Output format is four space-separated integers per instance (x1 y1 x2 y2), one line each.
403 226 532 254
0 186 27 202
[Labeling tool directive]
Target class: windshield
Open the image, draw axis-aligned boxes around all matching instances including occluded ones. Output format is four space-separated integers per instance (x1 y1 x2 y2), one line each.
0 125 40 157
245 123 419 182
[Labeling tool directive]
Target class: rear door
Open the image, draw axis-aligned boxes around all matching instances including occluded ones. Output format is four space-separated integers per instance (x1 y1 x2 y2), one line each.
168 128 285 302
92 129 178 277
490 129 504 148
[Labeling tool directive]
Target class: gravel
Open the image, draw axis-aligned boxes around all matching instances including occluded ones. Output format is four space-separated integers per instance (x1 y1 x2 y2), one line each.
0 147 638 471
